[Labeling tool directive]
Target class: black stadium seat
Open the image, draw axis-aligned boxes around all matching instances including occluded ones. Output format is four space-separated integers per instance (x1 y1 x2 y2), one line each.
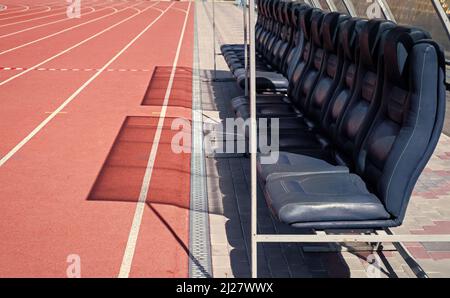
230 5 315 110
222 0 305 92
257 17 369 182
221 0 446 229
234 1 296 92
258 19 395 182
235 9 328 119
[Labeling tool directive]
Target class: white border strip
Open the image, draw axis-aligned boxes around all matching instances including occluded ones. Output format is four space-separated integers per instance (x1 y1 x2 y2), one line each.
118 1 192 278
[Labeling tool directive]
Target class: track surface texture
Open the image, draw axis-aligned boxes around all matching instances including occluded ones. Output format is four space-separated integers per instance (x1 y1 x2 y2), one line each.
0 0 194 277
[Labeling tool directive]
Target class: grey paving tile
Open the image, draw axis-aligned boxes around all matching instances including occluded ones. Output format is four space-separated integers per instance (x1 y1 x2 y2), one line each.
422 242 450 251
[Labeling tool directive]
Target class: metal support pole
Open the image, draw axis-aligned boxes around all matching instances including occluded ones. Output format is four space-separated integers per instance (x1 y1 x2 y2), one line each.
310 0 323 9
213 0 217 80
249 0 258 279
431 0 450 40
325 0 338 12
303 0 313 7
376 0 396 22
244 0 249 97
342 0 357 17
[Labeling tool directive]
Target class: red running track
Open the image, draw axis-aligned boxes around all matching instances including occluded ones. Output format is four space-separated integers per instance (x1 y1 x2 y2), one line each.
0 0 194 277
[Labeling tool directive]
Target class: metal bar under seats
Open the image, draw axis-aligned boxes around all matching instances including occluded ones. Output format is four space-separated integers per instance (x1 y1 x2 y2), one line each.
255 234 450 243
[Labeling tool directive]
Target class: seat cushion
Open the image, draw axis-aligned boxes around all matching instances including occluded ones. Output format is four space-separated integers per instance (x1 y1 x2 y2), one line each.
231 94 290 111
235 102 299 119
236 71 289 92
257 152 348 184
229 62 271 73
221 44 244 51
277 132 326 152
264 173 391 225
231 64 281 78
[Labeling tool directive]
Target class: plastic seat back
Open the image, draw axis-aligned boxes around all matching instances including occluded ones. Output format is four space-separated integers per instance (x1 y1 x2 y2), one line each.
273 1 294 70
284 5 312 81
285 7 317 98
290 9 327 112
305 12 350 124
356 26 445 222
321 18 367 139
280 3 307 75
334 19 396 167
265 0 282 58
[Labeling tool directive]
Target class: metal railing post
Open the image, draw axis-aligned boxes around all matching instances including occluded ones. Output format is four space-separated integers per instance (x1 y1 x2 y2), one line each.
310 0 323 9
342 0 357 17
325 0 338 12
244 0 249 97
249 0 258 279
431 0 450 40
376 0 396 22
213 0 217 80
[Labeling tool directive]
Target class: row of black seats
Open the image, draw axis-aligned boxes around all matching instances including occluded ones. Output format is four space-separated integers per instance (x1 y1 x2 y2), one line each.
222 0 301 92
220 0 446 229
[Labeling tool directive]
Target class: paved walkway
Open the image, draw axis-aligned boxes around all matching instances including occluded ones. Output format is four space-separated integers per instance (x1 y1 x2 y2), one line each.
196 1 450 277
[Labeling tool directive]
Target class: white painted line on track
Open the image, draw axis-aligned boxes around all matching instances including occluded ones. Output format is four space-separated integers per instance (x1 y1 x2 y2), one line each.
0 1 171 169
0 67 155 72
0 1 160 86
0 0 114 39
0 5 44 16
0 1 92 28
0 6 98 39
118 1 192 278
0 1 144 54
0 3 63 22
0 4 60 21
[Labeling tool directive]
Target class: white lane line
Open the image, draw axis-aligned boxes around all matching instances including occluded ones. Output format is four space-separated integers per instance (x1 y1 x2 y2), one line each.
118 1 191 278
0 1 172 169
172 7 188 13
0 2 140 54
0 4 102 38
0 67 157 72
0 0 139 41
0 5 28 14
0 4 58 21
0 5 9 13
0 7 97 38
0 5 44 16
0 1 159 86
1 1 64 20
0 3 82 28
